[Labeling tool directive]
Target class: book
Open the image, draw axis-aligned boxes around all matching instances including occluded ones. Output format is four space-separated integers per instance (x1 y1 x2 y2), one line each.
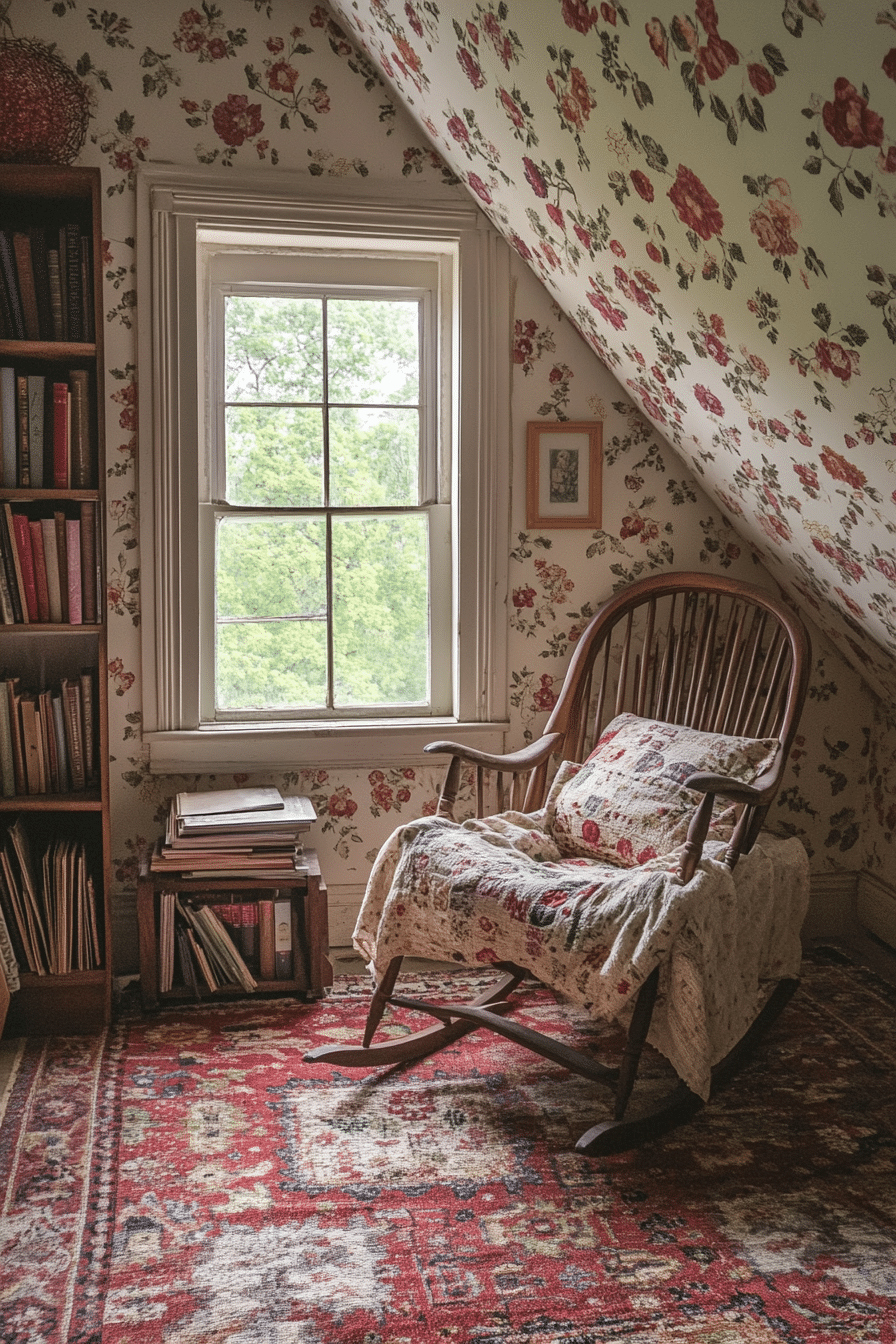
60 676 86 791
10 510 38 622
54 511 69 623
0 549 15 624
81 233 94 343
40 518 63 623
29 226 53 342
19 695 42 794
0 232 24 340
69 370 90 487
176 792 314 836
0 689 15 797
52 381 69 488
0 367 15 487
79 669 95 785
175 786 286 818
65 518 82 624
51 693 69 792
175 921 201 999
57 225 68 339
15 373 29 486
4 676 25 796
258 899 275 980
0 250 14 340
2 505 28 623
28 519 51 622
273 896 293 978
239 902 259 975
79 500 97 624
39 688 59 793
12 232 40 341
26 375 44 488
65 222 83 343
46 248 64 341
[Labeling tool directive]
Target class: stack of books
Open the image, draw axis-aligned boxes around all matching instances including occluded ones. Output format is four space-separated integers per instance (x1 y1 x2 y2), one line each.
150 786 315 879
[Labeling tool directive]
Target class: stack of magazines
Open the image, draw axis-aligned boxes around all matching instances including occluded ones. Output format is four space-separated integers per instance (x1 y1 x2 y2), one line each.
150 786 315 879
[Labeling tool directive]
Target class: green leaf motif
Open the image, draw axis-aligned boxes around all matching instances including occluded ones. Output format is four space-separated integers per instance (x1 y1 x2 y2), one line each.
811 302 831 331
828 177 844 213
803 156 822 174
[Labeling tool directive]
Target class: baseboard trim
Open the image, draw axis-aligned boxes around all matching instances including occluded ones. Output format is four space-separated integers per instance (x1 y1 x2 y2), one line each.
856 869 896 950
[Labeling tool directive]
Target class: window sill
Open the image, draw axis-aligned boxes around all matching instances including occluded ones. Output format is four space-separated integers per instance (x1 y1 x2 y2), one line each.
144 719 510 774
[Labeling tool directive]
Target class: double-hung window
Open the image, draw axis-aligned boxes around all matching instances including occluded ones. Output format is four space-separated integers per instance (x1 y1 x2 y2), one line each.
137 168 510 771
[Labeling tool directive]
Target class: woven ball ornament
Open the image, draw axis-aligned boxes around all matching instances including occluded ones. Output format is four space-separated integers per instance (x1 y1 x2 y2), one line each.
0 38 90 165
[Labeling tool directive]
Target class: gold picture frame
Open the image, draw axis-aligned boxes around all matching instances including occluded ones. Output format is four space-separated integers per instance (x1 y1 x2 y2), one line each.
526 421 602 529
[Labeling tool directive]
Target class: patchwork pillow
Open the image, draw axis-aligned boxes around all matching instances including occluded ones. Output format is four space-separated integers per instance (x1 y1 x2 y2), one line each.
547 712 779 868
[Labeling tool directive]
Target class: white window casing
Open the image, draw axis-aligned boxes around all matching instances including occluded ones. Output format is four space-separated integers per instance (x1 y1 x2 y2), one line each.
136 166 511 772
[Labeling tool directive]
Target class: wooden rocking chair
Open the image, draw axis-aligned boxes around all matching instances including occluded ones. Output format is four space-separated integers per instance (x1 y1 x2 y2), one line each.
305 572 811 1154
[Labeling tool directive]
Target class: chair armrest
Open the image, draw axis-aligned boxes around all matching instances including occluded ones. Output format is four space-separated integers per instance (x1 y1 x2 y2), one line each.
683 768 777 808
424 733 563 773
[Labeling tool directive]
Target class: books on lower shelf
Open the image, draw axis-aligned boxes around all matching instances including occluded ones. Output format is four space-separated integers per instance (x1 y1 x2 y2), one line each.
0 814 101 975
158 890 306 995
0 667 97 797
0 501 100 626
0 222 93 344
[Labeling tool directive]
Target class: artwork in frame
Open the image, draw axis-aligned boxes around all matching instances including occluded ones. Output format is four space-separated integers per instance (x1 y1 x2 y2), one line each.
526 421 602 529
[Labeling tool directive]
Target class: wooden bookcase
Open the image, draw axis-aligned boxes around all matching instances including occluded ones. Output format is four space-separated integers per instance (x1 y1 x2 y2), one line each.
0 165 111 1035
136 849 332 1010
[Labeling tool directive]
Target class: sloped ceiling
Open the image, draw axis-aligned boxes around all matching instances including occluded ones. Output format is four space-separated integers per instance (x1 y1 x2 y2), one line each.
327 0 896 704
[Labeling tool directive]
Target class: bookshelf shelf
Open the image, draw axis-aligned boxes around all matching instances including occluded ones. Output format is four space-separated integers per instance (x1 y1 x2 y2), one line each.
137 848 333 1011
0 164 111 1037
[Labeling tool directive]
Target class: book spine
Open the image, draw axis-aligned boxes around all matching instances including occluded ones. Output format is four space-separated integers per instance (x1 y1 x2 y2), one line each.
5 679 25 796
39 689 59 793
78 668 95 786
15 373 29 487
0 232 25 339
51 693 69 792
11 511 38 622
53 511 69 623
69 369 91 488
19 695 41 795
52 382 69 488
29 226 54 342
0 506 23 624
273 896 293 979
60 677 85 791
40 517 63 623
26 375 44 489
79 500 97 624
0 690 15 797
0 548 15 624
3 504 28 623
65 518 82 624
46 249 64 341
257 899 275 980
65 223 83 343
80 234 94 344
28 519 50 623
0 367 15 488
0 259 13 340
239 902 260 976
12 233 40 341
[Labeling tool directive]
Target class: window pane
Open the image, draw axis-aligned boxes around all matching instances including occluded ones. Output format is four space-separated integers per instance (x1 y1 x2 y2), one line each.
329 407 419 507
224 295 323 402
327 298 419 405
217 516 326 618
216 517 327 711
224 406 323 507
216 621 327 711
332 514 429 706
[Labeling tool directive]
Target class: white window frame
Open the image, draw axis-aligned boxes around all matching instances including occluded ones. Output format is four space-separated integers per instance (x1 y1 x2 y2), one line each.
136 166 510 772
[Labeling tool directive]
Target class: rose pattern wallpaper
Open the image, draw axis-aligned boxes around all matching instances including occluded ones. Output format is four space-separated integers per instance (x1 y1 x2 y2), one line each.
0 0 893 968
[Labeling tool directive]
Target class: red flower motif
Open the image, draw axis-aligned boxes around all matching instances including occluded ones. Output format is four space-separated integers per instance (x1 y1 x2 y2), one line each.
570 66 594 116
630 169 654 202
747 62 775 96
879 146 896 173
696 34 738 84
636 846 657 864
822 78 884 149
581 819 601 846
704 332 729 366
266 36 286 52
267 60 299 93
510 233 533 260
207 38 227 60
327 790 357 819
601 3 617 24
467 172 492 204
456 45 485 88
884 48 896 82
694 383 724 416
667 164 723 240
446 115 469 144
546 202 565 229
588 286 627 330
696 0 720 31
750 197 801 258
212 94 264 147
610 239 626 258
561 0 599 34
646 241 662 263
815 338 859 384
523 156 548 198
371 781 394 811
645 18 669 67
500 88 524 128
820 446 867 490
533 673 557 712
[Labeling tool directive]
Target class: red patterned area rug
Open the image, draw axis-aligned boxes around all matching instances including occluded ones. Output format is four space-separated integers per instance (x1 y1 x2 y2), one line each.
1 946 895 1344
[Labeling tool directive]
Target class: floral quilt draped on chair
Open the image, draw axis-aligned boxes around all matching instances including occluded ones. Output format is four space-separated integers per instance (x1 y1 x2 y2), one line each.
353 807 809 1100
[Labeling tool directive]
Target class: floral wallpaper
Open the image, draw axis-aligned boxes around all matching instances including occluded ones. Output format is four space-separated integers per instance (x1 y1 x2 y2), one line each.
0 0 892 969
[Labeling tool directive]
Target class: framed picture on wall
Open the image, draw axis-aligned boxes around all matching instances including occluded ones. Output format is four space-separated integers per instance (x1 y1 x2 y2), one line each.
526 421 602 529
